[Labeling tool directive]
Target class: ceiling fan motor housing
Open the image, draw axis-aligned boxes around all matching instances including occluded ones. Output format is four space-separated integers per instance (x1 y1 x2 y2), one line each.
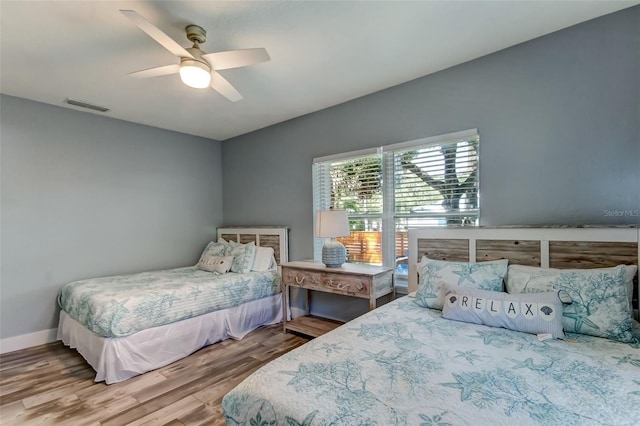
182 47 211 69
185 25 207 45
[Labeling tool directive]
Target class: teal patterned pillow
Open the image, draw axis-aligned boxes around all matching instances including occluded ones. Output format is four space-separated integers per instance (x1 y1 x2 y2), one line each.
506 264 635 343
415 257 508 310
225 241 257 273
442 284 566 339
197 240 228 265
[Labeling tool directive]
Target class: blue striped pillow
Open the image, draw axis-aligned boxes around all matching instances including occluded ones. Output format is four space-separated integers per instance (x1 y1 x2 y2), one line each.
442 284 566 339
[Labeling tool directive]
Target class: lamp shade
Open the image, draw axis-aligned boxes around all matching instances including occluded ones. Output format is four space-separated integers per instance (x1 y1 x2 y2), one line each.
315 210 350 238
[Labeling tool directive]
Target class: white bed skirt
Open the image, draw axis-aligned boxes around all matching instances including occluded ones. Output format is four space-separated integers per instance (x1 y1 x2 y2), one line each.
58 293 282 384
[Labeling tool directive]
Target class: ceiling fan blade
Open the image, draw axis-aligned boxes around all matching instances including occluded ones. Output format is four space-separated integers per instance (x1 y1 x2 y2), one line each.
210 71 243 102
120 10 194 59
128 64 180 78
202 48 270 70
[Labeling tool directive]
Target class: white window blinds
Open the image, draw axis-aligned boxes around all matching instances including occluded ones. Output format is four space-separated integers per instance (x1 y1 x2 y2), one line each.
313 152 382 214
312 129 479 268
388 131 479 226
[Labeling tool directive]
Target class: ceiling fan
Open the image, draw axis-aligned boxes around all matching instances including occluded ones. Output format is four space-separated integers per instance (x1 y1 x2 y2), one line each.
120 9 270 101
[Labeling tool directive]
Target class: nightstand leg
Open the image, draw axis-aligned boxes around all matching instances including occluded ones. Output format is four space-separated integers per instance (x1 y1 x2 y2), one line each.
282 284 288 333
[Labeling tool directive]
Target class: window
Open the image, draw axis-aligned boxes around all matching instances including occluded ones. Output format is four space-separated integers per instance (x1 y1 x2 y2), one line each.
313 129 479 289
312 148 383 263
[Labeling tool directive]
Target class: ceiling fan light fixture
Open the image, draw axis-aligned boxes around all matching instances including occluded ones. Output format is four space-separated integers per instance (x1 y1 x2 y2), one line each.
179 59 211 89
121 10 269 100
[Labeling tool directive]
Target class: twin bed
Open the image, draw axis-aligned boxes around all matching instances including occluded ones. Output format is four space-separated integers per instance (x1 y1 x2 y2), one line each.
222 226 640 425
57 227 289 384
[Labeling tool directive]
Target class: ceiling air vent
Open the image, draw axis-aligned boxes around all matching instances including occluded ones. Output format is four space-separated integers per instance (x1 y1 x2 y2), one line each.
64 98 110 113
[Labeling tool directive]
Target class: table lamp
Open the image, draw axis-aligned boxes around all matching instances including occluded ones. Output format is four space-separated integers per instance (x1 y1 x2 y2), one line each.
315 209 350 268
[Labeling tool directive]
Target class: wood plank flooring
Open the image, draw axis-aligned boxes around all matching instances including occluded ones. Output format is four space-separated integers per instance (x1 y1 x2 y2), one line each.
0 325 309 425
283 315 343 338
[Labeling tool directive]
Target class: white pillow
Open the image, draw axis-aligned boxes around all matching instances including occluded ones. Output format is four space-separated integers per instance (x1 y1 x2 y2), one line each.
197 255 233 274
252 246 275 271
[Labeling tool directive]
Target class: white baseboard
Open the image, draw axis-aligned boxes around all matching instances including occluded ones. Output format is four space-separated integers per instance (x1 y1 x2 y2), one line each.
0 328 58 354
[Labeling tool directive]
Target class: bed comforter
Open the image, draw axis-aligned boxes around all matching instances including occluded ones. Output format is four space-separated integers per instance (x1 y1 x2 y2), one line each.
222 297 640 426
58 267 280 337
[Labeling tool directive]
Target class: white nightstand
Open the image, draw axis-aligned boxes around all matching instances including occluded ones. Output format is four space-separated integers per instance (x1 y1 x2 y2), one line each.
281 261 394 337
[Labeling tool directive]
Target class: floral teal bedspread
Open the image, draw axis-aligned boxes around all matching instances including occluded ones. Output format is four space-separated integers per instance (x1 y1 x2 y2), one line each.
58 267 280 337
222 297 640 426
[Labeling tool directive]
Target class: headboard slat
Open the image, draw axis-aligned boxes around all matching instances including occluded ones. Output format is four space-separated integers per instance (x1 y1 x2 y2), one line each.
549 241 638 269
417 239 469 262
217 227 289 266
239 234 258 244
476 239 541 266
221 234 238 243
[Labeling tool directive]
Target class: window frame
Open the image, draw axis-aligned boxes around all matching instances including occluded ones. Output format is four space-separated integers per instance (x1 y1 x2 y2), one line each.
312 129 479 284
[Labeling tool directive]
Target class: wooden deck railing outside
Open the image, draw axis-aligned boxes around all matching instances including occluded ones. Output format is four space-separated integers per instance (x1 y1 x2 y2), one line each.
338 231 408 264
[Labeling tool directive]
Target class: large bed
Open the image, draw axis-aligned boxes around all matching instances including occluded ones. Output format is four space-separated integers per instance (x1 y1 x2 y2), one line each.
222 226 640 425
57 226 288 384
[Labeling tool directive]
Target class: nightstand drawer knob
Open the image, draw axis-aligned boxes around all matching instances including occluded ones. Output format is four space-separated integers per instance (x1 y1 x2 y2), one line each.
355 282 364 291
295 276 305 284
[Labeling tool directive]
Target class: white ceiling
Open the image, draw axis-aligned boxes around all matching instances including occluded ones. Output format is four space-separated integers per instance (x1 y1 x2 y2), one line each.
1 1 637 141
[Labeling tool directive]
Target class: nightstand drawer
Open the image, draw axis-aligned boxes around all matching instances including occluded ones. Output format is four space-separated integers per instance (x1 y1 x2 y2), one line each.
282 267 370 297
282 267 322 287
321 272 370 296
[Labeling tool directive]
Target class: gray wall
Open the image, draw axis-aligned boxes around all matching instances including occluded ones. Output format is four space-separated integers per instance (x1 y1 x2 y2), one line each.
222 8 640 320
1 95 224 339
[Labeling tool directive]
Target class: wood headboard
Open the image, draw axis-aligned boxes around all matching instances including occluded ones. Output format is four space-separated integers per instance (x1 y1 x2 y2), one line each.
217 226 289 265
408 227 640 312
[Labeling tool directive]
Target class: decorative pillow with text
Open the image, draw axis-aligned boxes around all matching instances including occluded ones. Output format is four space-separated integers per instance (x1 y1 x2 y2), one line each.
197 255 233 274
442 284 566 339
197 240 228 266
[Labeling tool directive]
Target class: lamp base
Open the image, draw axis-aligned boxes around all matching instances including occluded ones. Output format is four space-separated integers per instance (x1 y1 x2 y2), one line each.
322 239 347 268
